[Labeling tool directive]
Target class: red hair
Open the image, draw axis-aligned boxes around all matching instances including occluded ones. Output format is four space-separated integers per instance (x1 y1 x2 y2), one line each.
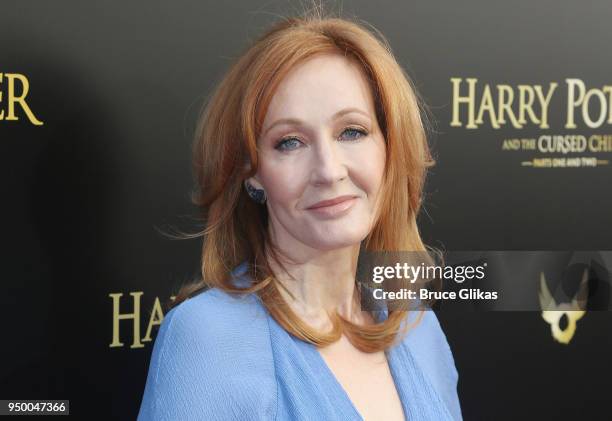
172 10 435 352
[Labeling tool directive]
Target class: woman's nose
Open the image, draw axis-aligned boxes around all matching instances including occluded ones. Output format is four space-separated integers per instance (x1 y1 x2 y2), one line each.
309 136 348 186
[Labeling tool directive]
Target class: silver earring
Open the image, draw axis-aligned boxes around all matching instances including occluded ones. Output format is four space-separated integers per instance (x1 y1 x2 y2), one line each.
244 180 266 204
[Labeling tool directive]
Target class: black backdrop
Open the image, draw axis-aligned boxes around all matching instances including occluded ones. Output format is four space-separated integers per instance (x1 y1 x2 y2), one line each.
2 1 611 420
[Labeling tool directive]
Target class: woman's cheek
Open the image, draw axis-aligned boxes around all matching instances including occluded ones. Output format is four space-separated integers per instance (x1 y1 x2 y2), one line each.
263 167 304 205
353 145 385 193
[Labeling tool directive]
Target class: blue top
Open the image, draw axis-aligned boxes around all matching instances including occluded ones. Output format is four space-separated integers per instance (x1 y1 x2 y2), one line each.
137 263 462 420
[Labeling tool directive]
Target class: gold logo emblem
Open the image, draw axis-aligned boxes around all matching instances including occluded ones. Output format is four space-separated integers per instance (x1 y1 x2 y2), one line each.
539 269 589 344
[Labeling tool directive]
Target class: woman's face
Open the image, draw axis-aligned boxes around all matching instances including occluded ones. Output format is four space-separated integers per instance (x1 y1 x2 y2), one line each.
250 53 386 252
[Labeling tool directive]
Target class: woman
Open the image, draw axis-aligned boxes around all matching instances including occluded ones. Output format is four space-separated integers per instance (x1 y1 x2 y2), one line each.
138 12 461 421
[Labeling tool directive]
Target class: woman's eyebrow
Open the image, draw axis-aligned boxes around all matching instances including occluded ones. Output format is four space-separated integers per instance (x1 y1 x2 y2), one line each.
261 107 371 137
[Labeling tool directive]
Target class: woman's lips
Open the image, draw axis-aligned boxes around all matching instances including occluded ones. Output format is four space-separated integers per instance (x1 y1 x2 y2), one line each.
307 195 358 209
306 196 358 218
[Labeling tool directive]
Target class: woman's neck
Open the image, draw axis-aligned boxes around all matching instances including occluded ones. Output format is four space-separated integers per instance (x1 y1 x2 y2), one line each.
266 238 368 330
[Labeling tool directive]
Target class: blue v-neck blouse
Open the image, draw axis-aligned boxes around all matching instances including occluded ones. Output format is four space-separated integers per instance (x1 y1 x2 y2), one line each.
137 263 462 420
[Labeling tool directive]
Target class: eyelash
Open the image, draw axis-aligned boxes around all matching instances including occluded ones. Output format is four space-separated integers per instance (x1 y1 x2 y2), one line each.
274 127 368 151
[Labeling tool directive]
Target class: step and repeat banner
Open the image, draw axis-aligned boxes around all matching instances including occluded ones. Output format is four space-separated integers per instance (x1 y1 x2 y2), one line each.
2 1 611 420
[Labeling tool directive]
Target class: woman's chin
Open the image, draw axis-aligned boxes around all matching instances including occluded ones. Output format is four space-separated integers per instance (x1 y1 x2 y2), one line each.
306 229 368 251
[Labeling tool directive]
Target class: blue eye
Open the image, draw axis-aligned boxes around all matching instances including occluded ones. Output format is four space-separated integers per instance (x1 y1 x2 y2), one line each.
275 137 303 151
340 127 367 141
274 127 368 152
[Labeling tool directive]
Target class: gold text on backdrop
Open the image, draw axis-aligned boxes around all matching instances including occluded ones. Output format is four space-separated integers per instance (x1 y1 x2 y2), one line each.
0 73 44 125
450 77 612 130
108 292 176 349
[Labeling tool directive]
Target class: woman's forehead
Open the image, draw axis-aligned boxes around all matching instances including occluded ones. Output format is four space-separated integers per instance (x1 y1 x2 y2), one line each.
263 53 376 126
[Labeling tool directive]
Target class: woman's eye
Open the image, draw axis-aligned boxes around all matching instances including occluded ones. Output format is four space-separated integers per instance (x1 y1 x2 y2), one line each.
275 137 303 151
339 127 367 141
274 128 367 152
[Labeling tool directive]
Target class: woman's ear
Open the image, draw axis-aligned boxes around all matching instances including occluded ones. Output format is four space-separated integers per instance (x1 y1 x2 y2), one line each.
243 158 263 190
247 175 264 190
243 160 264 190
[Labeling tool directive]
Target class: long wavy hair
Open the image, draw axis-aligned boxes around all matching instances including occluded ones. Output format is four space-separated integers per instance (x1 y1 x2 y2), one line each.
171 10 435 353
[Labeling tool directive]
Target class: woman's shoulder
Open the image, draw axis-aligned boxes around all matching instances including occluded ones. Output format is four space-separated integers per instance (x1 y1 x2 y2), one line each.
158 286 275 374
137 287 277 421
166 286 271 343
